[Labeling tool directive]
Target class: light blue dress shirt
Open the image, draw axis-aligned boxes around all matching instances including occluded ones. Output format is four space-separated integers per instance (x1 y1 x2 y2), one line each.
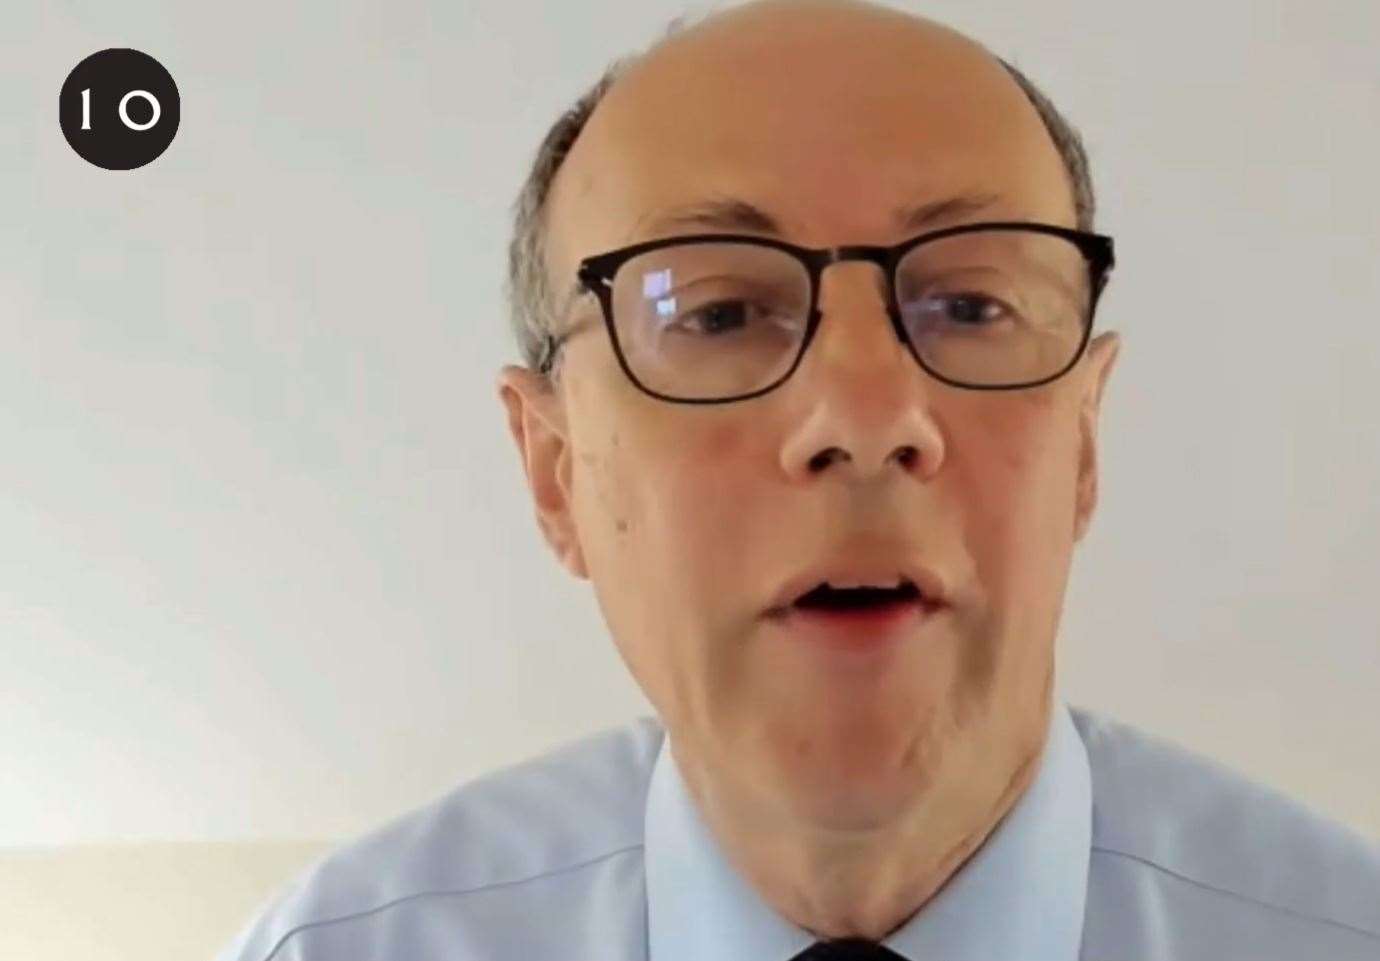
216 698 1380 960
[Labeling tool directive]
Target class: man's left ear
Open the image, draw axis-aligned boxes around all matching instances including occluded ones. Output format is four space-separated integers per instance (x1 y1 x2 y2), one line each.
1073 331 1122 543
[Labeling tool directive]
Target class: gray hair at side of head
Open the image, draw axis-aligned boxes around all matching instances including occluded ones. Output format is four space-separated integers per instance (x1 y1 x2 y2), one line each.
502 13 1098 385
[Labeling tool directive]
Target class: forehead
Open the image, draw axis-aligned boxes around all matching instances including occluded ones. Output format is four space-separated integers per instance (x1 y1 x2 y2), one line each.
547 7 1074 279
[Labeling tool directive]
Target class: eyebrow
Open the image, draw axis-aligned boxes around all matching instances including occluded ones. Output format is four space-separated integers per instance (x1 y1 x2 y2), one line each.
631 191 1004 240
555 191 1004 324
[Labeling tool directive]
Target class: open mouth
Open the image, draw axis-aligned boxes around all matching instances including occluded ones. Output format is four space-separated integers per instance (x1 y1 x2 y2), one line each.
792 581 923 611
775 579 936 649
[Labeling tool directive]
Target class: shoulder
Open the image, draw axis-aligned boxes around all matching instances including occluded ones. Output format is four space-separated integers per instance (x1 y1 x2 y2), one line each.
216 715 666 961
1069 705 1380 955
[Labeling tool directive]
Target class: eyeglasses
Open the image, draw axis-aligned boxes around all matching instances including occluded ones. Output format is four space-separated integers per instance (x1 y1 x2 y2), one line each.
538 222 1115 404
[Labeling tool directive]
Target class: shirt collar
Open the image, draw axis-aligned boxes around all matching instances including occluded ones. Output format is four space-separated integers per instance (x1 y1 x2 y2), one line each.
645 697 1091 961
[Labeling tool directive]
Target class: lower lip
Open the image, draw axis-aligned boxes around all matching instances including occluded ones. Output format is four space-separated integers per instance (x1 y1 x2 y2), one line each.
766 598 942 652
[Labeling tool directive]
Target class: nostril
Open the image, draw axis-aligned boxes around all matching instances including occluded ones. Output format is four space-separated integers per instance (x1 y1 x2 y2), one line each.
807 448 846 472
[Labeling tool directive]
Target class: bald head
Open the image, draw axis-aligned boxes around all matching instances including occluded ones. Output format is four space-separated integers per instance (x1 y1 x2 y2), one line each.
552 0 1070 259
506 0 1095 374
627 0 1093 224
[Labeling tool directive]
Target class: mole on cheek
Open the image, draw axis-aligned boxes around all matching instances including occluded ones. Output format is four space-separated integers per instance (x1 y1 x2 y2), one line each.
1001 444 1028 476
605 434 626 534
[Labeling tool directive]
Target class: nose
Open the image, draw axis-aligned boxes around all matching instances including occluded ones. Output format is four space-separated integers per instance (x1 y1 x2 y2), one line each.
809 259 910 372
818 256 892 314
779 262 946 483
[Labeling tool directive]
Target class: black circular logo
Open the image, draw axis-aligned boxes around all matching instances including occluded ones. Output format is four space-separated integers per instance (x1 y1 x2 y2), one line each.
59 48 180 170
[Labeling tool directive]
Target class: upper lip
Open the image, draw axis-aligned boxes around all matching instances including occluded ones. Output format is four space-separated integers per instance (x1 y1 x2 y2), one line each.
764 550 951 615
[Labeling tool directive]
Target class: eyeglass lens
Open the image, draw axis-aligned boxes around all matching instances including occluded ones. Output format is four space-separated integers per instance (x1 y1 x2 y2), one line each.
607 229 1093 399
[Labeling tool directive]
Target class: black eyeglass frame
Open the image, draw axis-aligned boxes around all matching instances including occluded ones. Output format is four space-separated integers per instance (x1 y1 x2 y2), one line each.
538 221 1116 404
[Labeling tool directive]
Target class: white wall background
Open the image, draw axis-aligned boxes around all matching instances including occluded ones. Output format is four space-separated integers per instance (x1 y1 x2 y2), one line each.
3 0 1377 899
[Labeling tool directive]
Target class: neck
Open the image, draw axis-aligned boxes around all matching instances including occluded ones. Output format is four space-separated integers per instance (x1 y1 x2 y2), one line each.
670 710 1049 942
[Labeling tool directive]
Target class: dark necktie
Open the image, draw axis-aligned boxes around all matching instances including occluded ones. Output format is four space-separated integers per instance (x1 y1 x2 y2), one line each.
788 938 912 960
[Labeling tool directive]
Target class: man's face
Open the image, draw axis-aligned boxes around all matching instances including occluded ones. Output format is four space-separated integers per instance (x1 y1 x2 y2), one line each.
498 1 1120 829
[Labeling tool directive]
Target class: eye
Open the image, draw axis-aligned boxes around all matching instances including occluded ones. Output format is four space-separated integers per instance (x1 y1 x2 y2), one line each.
931 293 1008 325
946 294 1002 324
900 291 1020 330
679 299 759 336
666 296 802 339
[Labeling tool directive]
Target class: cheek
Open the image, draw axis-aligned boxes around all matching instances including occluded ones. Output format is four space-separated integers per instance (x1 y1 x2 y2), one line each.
574 416 749 621
649 420 761 566
576 435 635 539
572 430 682 708
958 398 1080 604
640 418 792 651
576 417 759 723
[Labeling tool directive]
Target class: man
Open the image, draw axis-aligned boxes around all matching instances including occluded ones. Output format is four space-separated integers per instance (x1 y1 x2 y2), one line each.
217 1 1380 958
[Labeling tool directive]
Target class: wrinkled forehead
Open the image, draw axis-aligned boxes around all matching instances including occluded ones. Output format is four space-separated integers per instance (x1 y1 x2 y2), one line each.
547 10 1074 277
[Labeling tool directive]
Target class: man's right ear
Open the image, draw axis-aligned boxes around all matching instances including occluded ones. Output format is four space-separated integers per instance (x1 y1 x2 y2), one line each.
495 365 589 579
